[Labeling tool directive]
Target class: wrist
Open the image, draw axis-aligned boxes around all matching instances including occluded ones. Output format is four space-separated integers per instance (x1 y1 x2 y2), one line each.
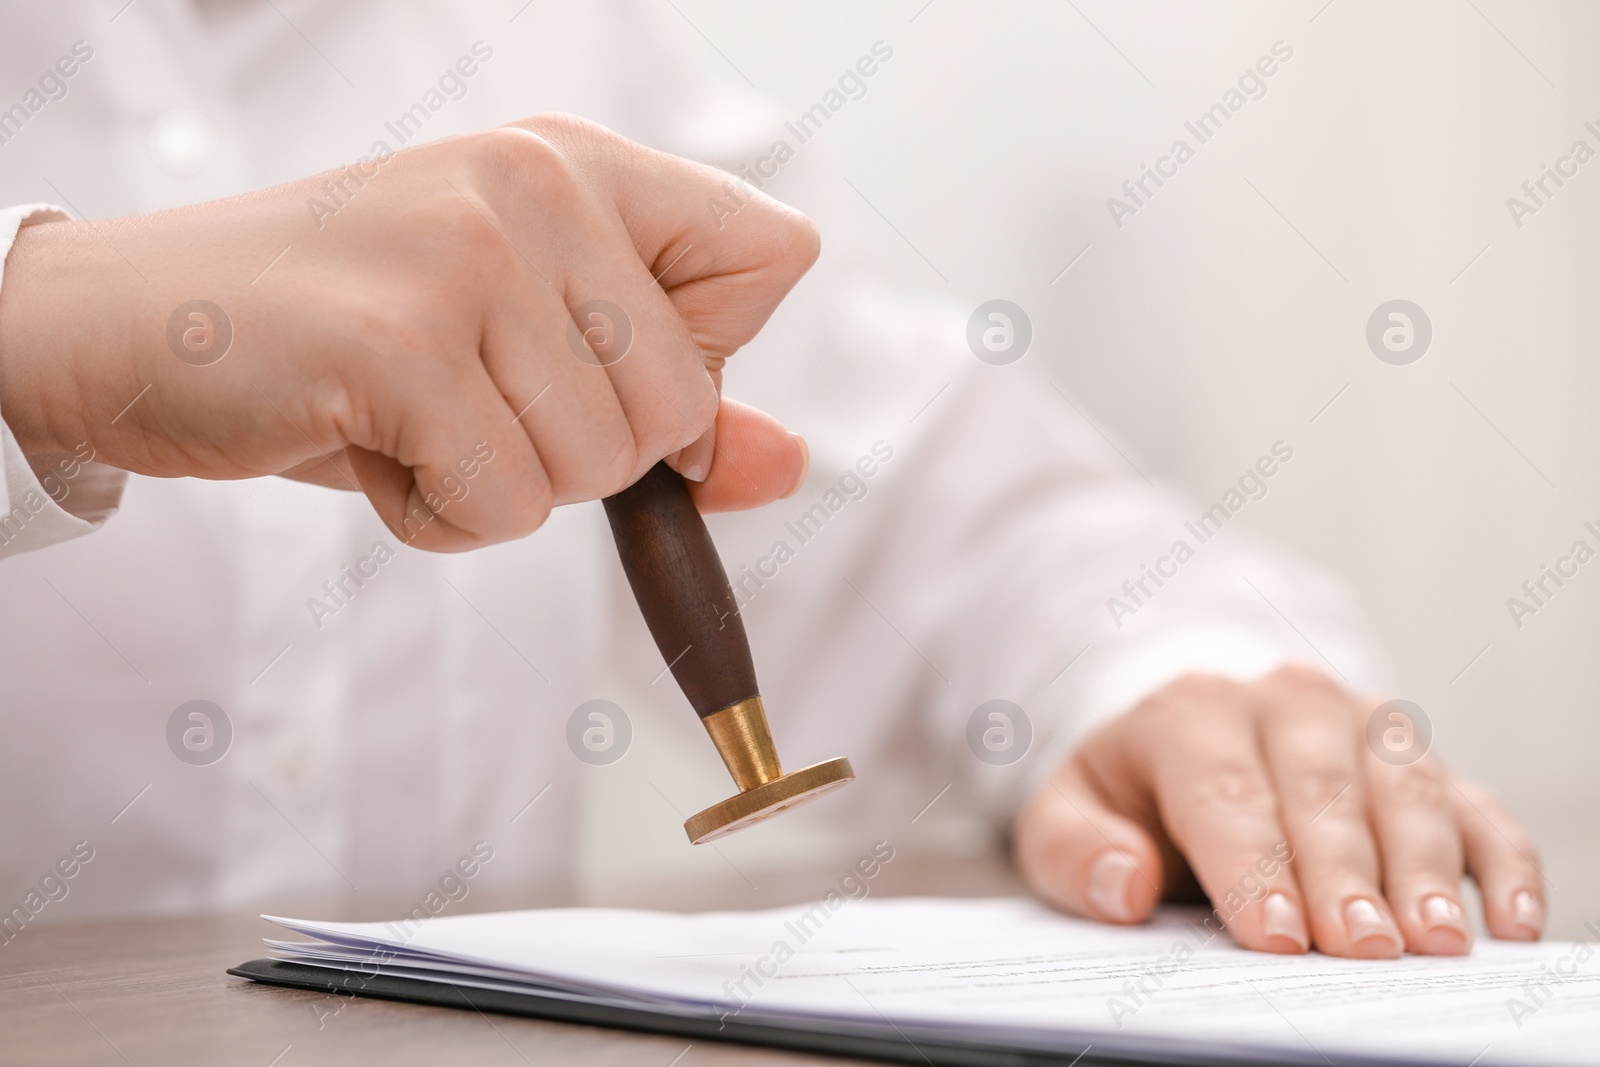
0 217 125 458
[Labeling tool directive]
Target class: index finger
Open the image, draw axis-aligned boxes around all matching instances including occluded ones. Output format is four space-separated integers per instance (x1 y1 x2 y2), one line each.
506 114 822 362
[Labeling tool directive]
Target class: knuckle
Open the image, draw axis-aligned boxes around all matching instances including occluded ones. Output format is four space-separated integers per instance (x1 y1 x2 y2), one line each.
475 125 563 176
514 477 554 537
638 379 716 458
777 209 822 273
1286 768 1355 814
520 111 607 149
632 425 681 470
630 402 682 459
1138 672 1245 722
746 205 822 284
471 126 582 207
1453 782 1539 861
597 429 638 495
1263 662 1344 696
1452 777 1501 813
1163 765 1279 847
1167 671 1246 702
682 376 719 435
311 377 364 448
1188 765 1278 815
1075 715 1125 764
1384 764 1452 812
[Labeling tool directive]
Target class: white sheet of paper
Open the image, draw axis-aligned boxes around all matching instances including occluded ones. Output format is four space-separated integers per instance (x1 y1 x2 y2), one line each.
261 897 1599 1066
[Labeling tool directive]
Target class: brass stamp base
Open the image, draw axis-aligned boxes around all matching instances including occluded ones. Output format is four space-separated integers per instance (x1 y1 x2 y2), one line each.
684 757 855 845
700 697 783 791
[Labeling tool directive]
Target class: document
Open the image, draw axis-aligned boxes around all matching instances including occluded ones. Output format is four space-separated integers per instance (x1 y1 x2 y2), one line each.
253 897 1600 1066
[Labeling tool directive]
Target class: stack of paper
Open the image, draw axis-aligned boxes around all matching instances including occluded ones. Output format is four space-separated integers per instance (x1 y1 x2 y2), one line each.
242 897 1600 1066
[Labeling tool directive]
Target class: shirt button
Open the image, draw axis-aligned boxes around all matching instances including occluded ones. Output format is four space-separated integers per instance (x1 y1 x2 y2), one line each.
148 107 216 177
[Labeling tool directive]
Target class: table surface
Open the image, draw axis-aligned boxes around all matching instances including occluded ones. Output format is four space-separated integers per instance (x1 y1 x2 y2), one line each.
5 823 1596 1067
0 855 1025 1067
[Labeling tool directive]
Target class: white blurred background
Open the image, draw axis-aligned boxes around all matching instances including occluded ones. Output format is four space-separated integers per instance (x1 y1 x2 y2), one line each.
653 0 1599 921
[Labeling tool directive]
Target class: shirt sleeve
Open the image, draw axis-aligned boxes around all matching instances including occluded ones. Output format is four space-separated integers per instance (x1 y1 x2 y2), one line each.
0 203 128 559
860 360 1396 823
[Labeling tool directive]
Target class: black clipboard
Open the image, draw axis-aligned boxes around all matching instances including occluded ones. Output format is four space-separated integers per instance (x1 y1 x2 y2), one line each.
229 957 1341 1067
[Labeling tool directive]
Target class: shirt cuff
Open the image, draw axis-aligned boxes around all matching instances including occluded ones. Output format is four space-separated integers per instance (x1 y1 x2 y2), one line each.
0 203 128 558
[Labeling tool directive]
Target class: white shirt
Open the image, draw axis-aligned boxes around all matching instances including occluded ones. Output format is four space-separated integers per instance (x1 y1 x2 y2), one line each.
0 0 1387 921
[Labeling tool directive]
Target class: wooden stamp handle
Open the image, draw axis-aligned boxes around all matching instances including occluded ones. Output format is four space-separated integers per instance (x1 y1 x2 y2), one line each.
601 461 758 719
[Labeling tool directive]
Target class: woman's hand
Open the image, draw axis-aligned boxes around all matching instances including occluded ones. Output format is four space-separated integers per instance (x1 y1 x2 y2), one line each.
0 113 817 551
1014 665 1544 956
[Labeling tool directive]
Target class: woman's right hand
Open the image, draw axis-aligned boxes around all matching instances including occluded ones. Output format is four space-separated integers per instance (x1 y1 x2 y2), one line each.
0 113 818 551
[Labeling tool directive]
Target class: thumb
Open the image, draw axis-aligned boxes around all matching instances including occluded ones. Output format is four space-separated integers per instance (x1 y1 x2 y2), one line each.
1013 759 1165 925
685 397 808 513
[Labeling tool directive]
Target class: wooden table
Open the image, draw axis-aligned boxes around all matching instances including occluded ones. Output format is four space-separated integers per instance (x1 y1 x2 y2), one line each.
0 856 1024 1067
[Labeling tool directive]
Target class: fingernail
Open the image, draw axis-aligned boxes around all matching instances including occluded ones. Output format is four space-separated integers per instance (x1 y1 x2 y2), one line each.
1510 889 1544 939
674 434 713 483
1421 894 1464 928
1420 894 1472 953
1085 851 1138 923
1261 892 1308 952
783 434 809 498
1343 898 1402 956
